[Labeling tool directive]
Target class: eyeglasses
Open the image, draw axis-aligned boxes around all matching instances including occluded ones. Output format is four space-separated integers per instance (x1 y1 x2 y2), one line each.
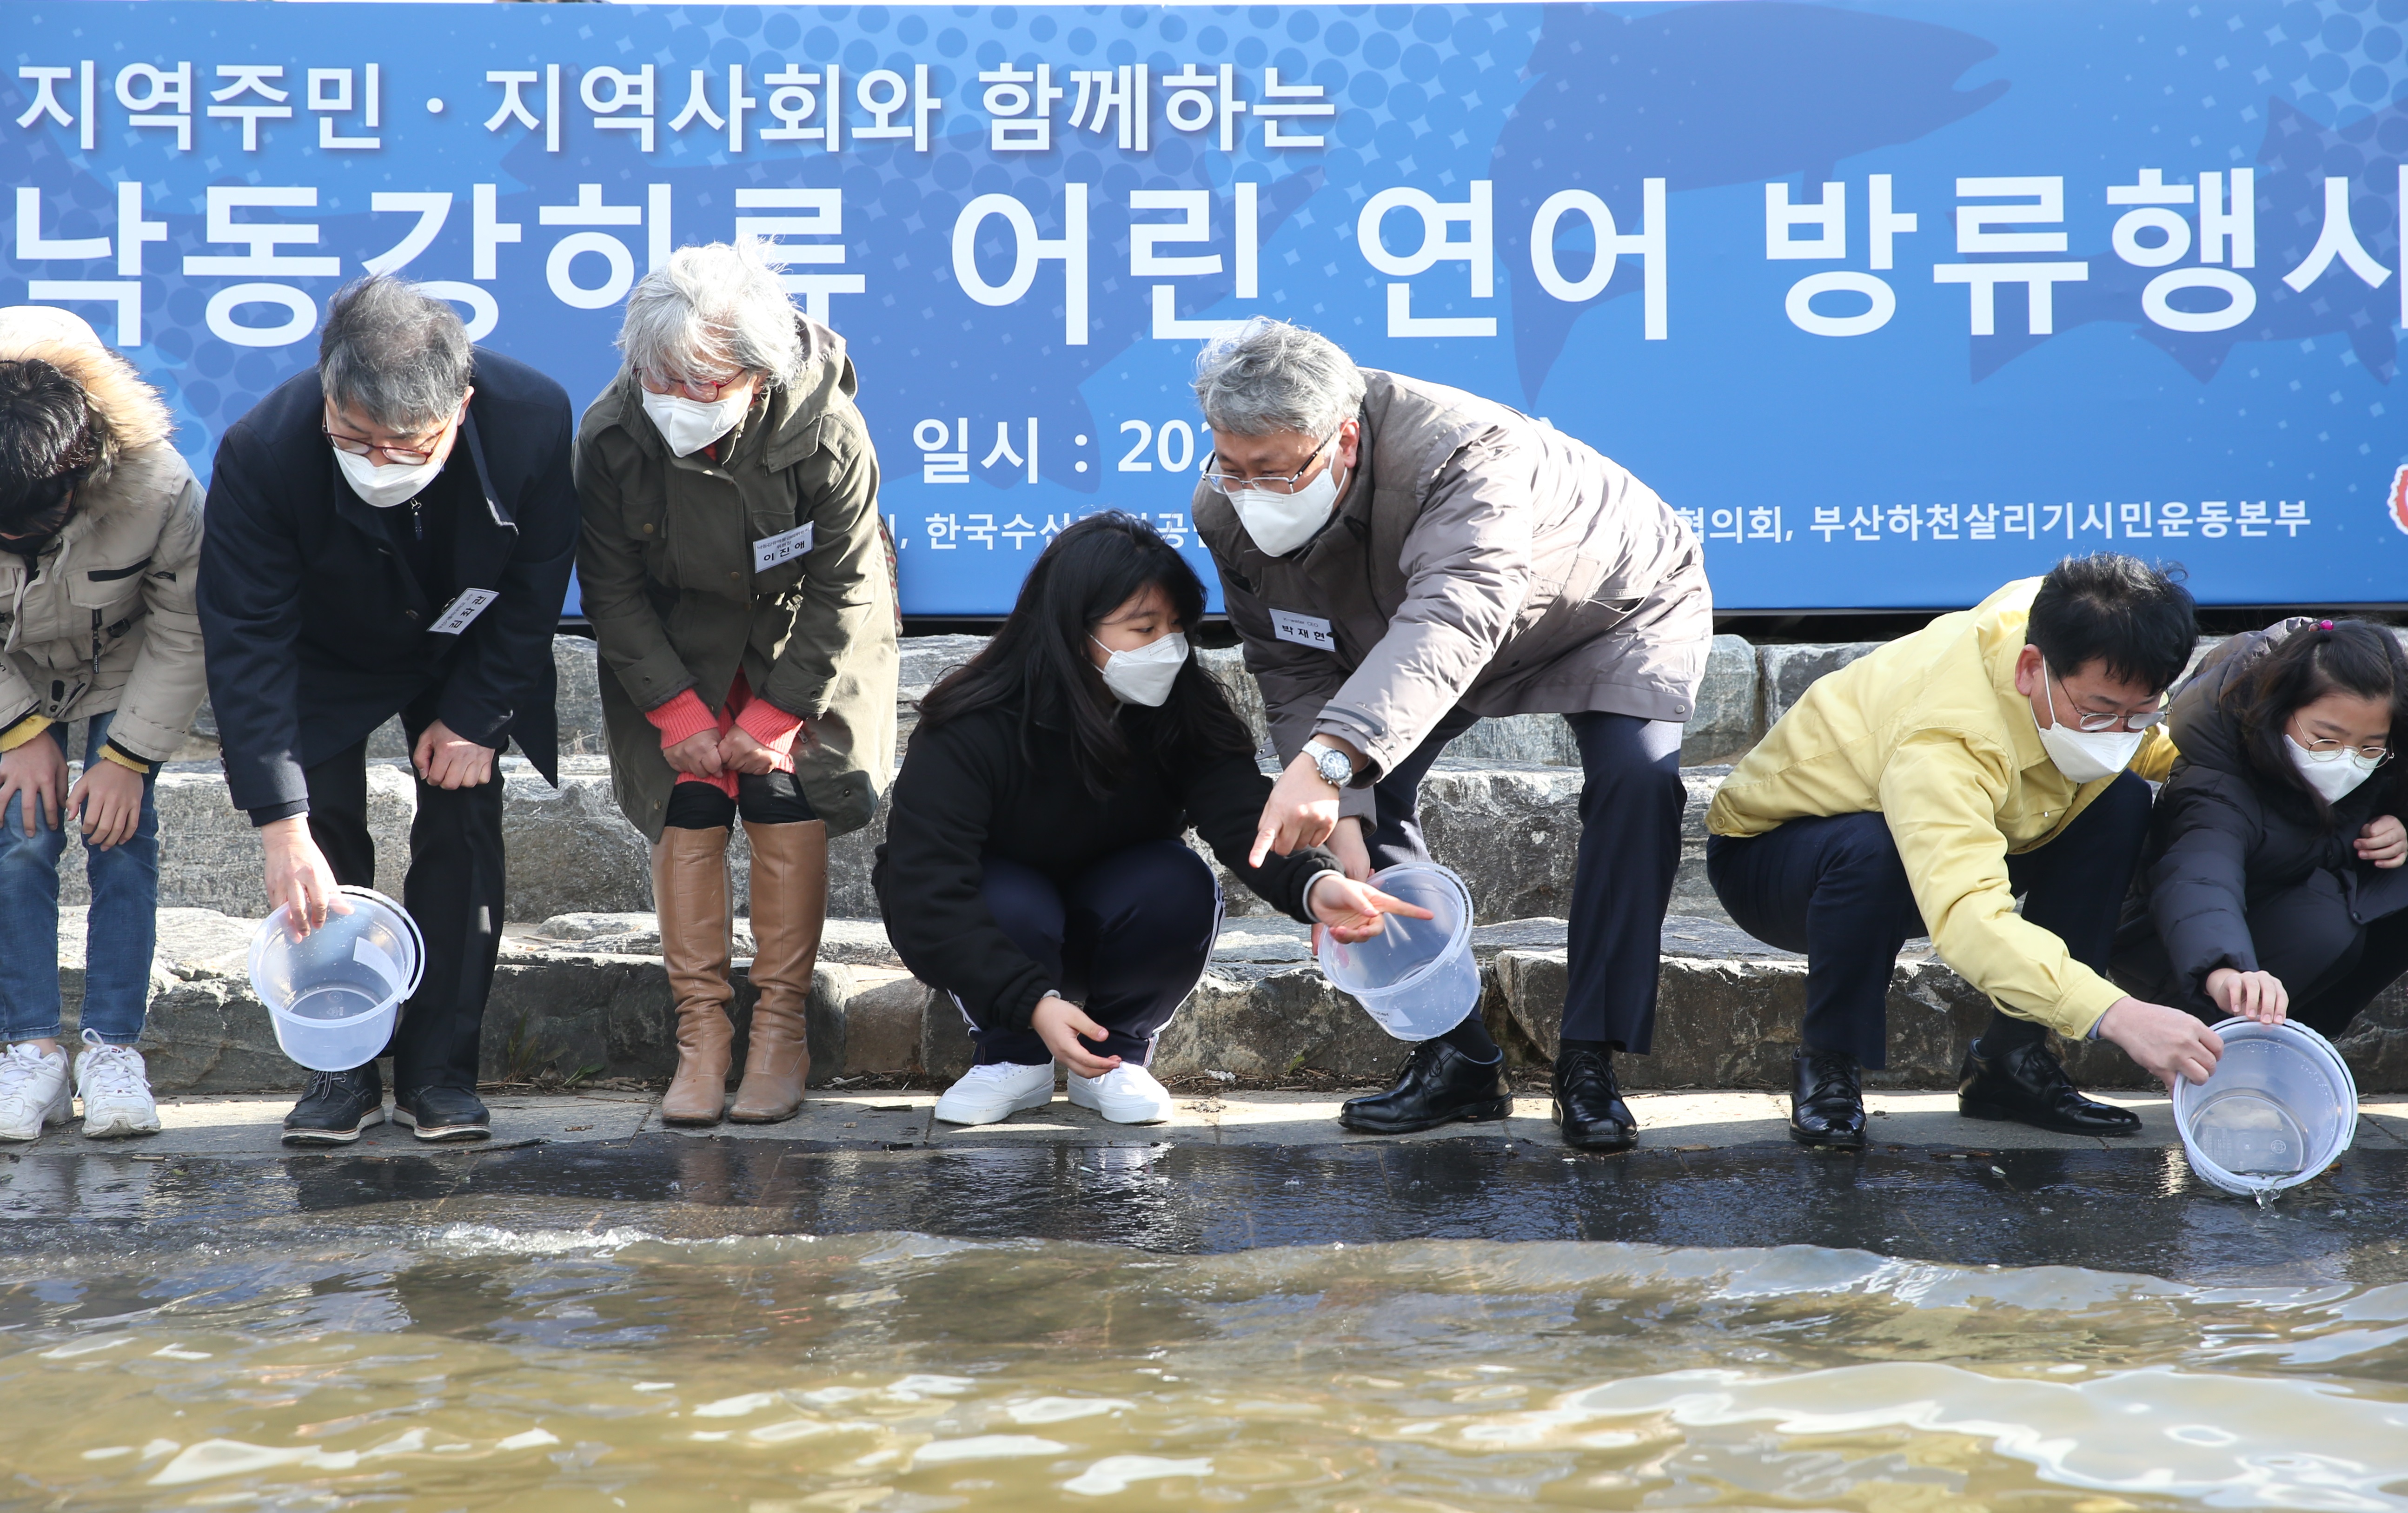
1200 432 1337 496
323 417 451 467
2043 664 2166 732
639 368 749 403
2294 736 2392 769
2057 704 2167 732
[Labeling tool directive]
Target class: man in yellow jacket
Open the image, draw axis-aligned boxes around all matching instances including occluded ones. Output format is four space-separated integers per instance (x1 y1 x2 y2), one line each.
1706 555 2226 1147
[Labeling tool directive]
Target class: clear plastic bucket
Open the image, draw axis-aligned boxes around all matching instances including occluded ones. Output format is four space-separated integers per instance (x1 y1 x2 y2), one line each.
1314 863 1479 1042
2173 1017 2357 1198
247 886 425 1072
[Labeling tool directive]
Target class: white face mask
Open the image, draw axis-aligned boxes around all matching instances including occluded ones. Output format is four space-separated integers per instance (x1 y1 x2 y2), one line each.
2034 661 2147 783
641 386 751 457
2285 734 2380 804
335 444 445 510
1092 631 1189 707
1230 456 1345 558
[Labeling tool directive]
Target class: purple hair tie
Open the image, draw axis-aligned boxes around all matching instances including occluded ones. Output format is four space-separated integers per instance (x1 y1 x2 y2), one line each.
2320 619 2335 631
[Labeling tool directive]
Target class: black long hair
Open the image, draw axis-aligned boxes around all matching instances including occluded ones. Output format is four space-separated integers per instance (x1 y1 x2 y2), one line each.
917 512 1256 795
2223 618 2408 826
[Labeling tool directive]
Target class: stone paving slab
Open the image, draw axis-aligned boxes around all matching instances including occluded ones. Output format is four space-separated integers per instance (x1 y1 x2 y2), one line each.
35 1088 2408 1159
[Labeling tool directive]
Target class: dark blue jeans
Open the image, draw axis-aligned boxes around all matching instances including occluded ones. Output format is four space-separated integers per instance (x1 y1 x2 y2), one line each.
1705 771 2153 1068
1363 706 1687 1052
967 840 1222 1068
0 710 160 1045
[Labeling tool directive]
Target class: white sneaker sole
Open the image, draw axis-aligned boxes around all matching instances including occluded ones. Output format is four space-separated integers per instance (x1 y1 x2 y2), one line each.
80 1108 162 1139
932 1082 1055 1126
1066 1081 1172 1125
0 1091 73 1142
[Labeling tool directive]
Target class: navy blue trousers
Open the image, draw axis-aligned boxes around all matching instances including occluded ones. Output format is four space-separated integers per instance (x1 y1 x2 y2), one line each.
1365 707 1686 1053
1705 772 2153 1068
970 840 1221 1067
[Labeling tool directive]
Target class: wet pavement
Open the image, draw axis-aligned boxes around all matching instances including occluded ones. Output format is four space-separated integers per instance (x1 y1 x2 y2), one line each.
70 1084 2408 1156
4 1089 2404 1289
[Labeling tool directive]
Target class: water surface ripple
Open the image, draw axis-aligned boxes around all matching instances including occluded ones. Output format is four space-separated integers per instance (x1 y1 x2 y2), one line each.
6 1228 2408 1511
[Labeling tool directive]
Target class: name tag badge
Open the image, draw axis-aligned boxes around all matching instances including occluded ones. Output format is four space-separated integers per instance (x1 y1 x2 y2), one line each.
428 588 498 636
1270 608 1335 651
752 522 815 573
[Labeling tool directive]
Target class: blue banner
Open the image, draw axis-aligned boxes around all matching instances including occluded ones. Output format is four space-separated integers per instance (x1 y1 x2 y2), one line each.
6 1 2405 614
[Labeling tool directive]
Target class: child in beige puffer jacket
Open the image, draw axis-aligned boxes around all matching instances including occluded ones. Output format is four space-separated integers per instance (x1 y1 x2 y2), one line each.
0 306 207 1143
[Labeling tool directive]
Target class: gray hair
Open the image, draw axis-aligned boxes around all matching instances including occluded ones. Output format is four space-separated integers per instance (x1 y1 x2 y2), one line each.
1192 317 1366 439
617 241 804 388
318 275 472 432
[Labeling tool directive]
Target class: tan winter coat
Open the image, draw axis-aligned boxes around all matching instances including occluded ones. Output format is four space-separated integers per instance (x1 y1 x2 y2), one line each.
574 318 898 842
1194 368 1711 818
0 306 206 761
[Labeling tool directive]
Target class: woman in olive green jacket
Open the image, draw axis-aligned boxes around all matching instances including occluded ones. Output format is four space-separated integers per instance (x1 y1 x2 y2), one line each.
574 242 897 1126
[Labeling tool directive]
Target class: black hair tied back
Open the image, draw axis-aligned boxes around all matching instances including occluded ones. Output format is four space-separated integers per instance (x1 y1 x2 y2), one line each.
2224 616 2408 824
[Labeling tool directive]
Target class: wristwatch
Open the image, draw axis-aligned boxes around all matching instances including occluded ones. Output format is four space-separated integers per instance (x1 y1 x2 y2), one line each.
1302 739 1354 787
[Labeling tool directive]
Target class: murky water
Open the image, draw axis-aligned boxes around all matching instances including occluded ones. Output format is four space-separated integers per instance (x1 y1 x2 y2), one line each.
7 1229 2408 1510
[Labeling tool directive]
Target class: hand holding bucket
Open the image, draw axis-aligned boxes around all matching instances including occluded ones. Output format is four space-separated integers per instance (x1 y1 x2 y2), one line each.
2174 1017 2357 1198
247 886 425 1072
1313 863 1480 1042
260 815 351 939
1307 870 1437 948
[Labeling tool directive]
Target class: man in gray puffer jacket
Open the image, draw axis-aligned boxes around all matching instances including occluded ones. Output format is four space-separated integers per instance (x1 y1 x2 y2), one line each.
1190 318 1711 1152
0 306 207 1144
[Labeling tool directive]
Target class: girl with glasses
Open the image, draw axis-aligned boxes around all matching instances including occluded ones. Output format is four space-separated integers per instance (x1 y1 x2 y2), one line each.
2113 618 2408 1041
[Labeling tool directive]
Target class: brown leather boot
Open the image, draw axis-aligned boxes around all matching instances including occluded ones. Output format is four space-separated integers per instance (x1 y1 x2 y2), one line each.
729 818 827 1123
654 824 734 1126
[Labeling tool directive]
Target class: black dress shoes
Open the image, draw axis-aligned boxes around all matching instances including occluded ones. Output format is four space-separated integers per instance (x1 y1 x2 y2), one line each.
394 1085 493 1143
1552 1046 1637 1151
1790 1048 1867 1150
1339 1041 1512 1135
1958 1039 2141 1136
283 1066 385 1146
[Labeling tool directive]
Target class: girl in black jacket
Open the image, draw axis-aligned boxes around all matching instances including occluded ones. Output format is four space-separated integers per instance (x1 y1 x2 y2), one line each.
2113 618 2408 1036
873 514 1427 1126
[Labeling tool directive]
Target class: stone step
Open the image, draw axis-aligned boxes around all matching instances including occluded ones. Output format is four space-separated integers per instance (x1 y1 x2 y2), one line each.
102 628 2266 923
162 632 1768 770
55 906 2408 1097
66 752 1738 928
119 628 2260 923
162 629 2265 774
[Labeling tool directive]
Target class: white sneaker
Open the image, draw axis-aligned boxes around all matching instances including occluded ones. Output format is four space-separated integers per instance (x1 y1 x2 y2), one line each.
1067 1064 1174 1125
74 1032 160 1139
932 1061 1056 1125
0 1043 72 1142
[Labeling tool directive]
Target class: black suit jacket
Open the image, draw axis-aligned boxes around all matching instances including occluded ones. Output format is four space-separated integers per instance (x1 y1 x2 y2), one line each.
199 348 576 823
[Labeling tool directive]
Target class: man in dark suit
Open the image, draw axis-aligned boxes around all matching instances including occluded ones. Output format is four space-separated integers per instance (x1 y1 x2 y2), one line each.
199 276 576 1146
